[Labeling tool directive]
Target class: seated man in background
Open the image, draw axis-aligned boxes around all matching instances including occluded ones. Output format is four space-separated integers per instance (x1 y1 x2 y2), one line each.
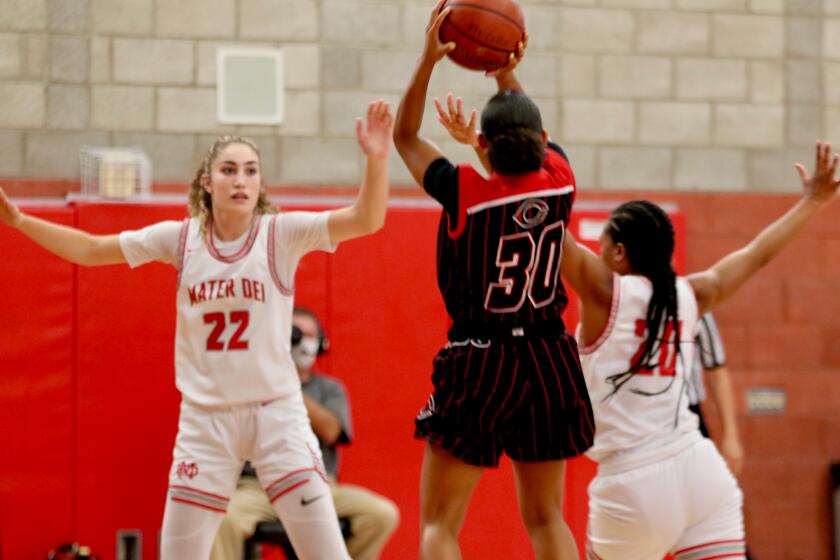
211 307 400 560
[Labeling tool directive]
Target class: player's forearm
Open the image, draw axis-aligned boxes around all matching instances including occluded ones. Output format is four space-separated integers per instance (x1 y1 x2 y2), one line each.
706 366 740 440
394 58 435 143
303 395 343 445
353 155 389 233
330 155 388 244
15 214 124 266
496 71 523 92
710 197 821 305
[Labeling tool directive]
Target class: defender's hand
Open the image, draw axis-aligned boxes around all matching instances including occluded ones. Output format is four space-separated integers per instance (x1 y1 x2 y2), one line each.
357 100 394 158
0 187 23 228
434 93 479 148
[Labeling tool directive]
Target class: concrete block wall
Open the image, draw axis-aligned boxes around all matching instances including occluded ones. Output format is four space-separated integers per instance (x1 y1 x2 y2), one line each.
0 0 837 189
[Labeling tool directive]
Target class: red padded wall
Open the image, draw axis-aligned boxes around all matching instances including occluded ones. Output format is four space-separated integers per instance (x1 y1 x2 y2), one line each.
0 200 683 559
0 207 76 559
74 203 186 560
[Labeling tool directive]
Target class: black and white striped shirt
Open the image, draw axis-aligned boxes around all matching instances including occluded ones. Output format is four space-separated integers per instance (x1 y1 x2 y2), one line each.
688 313 727 405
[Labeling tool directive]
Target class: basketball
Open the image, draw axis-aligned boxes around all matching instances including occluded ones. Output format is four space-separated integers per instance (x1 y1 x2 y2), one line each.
439 0 526 72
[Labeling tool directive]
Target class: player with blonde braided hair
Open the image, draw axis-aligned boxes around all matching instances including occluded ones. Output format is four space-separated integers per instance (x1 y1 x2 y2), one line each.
0 99 394 560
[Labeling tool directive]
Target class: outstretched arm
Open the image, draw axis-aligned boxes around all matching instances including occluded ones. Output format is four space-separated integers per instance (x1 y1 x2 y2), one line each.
392 0 455 186
689 141 840 314
328 100 393 245
0 187 126 266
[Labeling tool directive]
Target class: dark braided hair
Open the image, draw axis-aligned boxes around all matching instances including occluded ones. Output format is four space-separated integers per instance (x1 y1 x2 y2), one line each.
604 201 681 398
480 90 545 175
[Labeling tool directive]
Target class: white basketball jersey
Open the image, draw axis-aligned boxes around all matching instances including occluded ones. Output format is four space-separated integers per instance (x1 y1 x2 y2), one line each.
174 215 299 407
578 274 699 470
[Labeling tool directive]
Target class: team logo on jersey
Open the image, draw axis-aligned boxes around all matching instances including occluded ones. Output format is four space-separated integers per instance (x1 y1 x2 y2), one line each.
513 199 550 229
176 461 199 480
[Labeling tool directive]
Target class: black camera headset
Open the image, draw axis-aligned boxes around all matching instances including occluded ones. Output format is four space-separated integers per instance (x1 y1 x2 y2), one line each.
291 307 329 355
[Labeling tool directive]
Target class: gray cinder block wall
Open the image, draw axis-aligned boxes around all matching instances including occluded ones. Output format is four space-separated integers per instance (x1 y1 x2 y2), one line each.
0 0 835 190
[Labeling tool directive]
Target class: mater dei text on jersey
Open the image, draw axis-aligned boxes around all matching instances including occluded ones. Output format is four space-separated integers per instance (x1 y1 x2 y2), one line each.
187 278 267 306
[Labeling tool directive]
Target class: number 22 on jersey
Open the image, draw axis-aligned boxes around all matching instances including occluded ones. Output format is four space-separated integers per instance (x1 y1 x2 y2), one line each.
485 221 565 313
203 311 250 351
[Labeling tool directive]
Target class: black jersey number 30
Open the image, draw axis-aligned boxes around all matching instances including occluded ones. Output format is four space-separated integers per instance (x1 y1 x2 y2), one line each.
485 221 565 313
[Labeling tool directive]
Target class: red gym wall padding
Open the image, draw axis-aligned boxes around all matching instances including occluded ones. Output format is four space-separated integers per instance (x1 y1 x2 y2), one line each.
0 207 76 559
0 200 684 560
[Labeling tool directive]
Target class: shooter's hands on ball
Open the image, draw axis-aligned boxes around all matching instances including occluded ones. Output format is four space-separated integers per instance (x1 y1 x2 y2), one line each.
486 32 528 77
435 93 479 148
424 0 456 64
357 100 394 158
0 187 22 228
796 141 840 206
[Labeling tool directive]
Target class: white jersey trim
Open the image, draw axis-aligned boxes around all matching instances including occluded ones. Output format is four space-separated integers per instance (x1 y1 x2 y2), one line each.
579 273 621 355
465 186 574 215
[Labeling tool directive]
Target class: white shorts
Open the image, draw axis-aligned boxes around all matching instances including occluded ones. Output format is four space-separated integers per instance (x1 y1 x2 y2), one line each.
587 438 745 560
167 394 327 513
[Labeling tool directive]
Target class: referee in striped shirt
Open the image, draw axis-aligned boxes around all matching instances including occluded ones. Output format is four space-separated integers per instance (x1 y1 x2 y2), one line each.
689 313 745 476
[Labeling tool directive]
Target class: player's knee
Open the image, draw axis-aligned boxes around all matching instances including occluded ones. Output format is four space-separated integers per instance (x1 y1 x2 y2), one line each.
518 499 562 531
369 496 400 535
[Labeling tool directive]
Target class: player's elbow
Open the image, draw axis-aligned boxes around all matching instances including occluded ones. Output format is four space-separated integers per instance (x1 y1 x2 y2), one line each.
355 207 386 236
320 425 343 447
392 128 418 153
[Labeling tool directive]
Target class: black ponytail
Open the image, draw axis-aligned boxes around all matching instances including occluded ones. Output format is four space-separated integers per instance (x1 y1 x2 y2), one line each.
604 201 681 397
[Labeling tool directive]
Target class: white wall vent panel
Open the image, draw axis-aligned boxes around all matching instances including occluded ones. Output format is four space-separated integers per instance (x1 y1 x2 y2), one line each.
217 47 284 125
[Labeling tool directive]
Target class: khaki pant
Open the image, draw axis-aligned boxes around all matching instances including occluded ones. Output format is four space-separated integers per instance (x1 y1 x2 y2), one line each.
211 475 399 560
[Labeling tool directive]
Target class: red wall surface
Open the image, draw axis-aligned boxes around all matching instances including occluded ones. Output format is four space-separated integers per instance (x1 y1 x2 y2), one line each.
6 200 665 559
0 207 76 559
2 191 837 560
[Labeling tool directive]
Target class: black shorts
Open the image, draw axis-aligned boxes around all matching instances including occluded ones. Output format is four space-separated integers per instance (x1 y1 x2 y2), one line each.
415 332 595 467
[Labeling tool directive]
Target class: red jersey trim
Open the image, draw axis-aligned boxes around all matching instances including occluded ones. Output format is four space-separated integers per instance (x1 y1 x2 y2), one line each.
264 467 319 494
673 539 746 557
170 496 227 513
267 215 294 296
169 484 230 502
579 273 621 355
207 214 262 264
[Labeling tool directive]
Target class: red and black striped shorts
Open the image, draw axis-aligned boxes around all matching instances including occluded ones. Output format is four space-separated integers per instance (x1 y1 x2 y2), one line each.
415 332 595 467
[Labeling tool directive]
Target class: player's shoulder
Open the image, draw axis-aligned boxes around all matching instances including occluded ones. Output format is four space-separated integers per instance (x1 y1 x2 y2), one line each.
547 141 569 162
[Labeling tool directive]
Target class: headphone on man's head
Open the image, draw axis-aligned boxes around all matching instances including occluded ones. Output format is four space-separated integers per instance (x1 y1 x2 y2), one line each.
291 307 330 355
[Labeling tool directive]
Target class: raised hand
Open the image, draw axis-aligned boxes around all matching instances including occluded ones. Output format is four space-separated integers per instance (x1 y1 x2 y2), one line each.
0 186 22 228
356 100 393 158
434 93 478 148
795 141 840 205
423 0 456 65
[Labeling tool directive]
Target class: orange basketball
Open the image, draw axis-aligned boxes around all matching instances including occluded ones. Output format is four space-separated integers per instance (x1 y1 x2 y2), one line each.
439 0 526 72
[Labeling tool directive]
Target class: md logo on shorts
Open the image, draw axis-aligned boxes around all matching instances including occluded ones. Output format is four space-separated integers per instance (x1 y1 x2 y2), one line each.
176 461 199 480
